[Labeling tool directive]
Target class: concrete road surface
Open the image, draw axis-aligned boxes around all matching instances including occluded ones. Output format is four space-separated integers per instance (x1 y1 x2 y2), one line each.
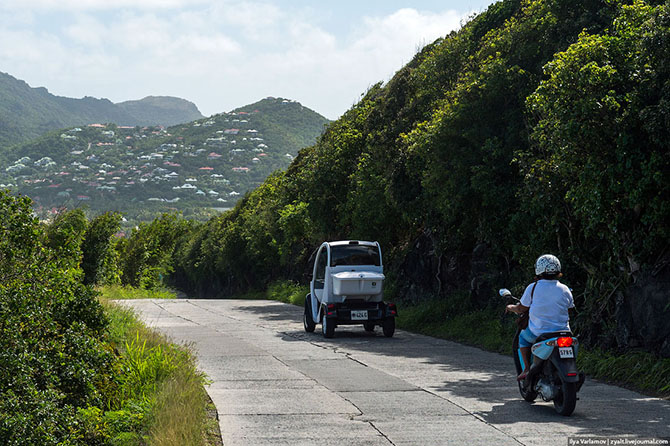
120 299 670 446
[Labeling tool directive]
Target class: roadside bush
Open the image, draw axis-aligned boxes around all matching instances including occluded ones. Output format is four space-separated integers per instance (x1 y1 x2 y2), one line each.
119 213 195 289
0 191 113 445
266 280 308 305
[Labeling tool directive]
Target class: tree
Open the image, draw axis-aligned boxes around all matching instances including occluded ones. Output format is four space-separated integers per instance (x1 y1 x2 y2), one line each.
81 211 122 285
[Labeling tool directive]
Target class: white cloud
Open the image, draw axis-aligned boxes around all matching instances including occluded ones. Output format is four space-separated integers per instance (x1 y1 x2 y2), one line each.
64 15 106 47
234 7 463 118
0 3 467 119
0 0 209 11
211 1 282 31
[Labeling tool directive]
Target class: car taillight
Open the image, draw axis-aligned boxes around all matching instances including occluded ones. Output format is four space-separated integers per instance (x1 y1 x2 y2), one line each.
557 337 573 347
567 373 577 377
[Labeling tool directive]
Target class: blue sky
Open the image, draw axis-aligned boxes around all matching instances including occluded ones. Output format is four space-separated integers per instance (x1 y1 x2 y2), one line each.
0 0 497 119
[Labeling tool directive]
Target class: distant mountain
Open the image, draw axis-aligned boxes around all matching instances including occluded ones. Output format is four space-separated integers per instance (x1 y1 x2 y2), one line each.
0 97 329 223
0 72 204 148
117 96 203 127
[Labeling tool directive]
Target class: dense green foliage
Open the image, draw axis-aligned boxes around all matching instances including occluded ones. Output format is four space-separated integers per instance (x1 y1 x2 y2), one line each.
82 212 123 285
0 71 203 148
0 191 209 445
0 191 111 444
164 0 668 356
119 213 196 289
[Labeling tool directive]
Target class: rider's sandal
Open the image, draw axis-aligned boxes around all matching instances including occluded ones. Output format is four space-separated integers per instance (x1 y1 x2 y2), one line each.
517 371 528 381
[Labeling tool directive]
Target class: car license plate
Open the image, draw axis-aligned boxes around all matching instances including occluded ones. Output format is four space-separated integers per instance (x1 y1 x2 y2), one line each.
559 347 574 358
351 310 368 321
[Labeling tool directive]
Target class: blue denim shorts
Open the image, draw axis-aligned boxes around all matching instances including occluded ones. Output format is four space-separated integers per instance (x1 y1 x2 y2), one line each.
518 327 537 348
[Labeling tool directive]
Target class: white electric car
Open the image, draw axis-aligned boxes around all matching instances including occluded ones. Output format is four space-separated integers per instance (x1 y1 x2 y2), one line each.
303 240 397 338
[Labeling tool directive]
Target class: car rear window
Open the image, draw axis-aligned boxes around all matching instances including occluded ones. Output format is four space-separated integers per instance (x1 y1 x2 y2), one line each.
330 245 380 267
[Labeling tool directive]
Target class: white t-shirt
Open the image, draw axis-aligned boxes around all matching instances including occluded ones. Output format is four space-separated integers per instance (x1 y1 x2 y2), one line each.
520 280 574 336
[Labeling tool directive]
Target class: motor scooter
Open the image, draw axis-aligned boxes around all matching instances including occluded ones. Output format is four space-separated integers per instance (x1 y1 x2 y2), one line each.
500 288 585 416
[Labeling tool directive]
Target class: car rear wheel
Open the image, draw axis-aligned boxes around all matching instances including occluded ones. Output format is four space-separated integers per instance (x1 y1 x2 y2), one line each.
322 314 335 338
303 295 315 333
363 321 375 332
382 318 395 337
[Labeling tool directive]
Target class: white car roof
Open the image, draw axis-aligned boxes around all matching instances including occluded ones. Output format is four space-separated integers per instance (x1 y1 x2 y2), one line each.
327 240 378 247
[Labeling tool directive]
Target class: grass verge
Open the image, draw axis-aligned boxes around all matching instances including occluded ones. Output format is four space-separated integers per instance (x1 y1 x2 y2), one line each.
99 290 218 445
577 348 670 395
99 284 177 300
395 295 516 355
266 280 308 305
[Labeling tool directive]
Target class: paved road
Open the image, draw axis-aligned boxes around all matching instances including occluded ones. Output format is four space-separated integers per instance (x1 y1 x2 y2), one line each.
121 299 670 446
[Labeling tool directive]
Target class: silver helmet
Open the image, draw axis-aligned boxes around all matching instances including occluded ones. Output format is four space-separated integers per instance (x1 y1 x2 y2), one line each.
535 254 561 276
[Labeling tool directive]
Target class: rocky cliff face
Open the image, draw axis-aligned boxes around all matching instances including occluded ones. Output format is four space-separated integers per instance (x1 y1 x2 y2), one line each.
617 259 670 357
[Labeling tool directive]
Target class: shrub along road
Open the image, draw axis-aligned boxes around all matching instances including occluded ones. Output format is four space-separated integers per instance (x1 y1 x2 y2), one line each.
120 299 670 446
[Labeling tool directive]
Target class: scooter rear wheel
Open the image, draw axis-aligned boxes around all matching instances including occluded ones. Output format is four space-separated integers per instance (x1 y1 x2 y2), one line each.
553 381 577 416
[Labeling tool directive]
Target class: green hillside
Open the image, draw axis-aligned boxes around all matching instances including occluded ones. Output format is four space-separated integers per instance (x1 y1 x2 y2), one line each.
167 0 669 356
0 97 329 223
0 72 203 148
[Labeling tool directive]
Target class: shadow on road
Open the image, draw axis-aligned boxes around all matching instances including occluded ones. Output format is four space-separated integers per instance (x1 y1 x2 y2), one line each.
233 301 670 438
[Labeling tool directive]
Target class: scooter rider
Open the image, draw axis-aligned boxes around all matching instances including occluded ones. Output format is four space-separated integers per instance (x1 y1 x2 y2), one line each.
505 254 575 380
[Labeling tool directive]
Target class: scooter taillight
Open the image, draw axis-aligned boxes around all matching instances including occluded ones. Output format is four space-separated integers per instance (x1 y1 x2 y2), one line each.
557 337 573 347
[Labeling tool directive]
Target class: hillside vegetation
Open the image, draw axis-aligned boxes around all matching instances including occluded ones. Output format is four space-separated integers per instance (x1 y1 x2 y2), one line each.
0 72 203 148
154 0 668 356
0 97 329 223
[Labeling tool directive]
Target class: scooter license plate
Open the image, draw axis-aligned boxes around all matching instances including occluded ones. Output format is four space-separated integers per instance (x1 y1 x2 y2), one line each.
559 347 574 359
351 310 368 321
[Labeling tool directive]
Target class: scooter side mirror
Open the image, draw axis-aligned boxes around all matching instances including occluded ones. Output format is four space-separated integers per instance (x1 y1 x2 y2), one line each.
499 288 511 297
